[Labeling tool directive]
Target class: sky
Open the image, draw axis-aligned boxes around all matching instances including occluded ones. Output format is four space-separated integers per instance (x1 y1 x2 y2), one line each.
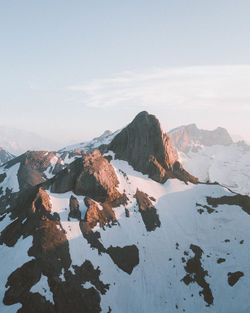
0 0 250 148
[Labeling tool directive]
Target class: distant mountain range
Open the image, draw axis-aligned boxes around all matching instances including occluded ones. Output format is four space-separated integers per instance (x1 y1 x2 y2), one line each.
0 126 63 155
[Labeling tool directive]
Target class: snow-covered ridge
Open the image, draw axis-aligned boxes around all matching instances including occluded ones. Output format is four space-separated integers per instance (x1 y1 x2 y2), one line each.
60 129 122 153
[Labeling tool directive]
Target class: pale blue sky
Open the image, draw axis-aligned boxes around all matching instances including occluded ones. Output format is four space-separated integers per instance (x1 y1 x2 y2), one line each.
1 0 250 146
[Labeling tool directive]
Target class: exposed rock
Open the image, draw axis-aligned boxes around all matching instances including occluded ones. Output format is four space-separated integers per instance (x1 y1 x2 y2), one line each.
134 189 161 231
0 147 15 165
5 151 62 190
207 194 250 215
69 195 81 220
217 258 226 264
51 150 121 202
227 271 244 286
108 111 197 184
169 123 233 153
182 244 214 306
107 245 139 274
81 197 117 233
4 260 42 305
31 187 52 216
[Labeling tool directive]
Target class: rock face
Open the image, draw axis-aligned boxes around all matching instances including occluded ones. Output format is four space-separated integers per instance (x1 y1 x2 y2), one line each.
51 150 121 202
69 195 81 220
5 151 63 190
134 189 161 231
108 111 197 184
0 147 14 165
169 124 233 153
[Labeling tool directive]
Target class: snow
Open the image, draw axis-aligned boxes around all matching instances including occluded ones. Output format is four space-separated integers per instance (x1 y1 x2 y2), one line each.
0 162 20 195
1 150 249 312
43 155 59 179
46 155 250 313
48 191 89 267
179 143 250 195
0 236 33 313
30 275 54 304
60 128 122 153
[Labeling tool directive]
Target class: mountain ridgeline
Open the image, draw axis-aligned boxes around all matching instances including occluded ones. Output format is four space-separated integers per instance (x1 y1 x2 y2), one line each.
0 112 249 313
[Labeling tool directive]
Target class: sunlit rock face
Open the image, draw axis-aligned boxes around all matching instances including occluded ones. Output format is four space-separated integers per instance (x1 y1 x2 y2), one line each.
108 111 197 184
168 123 233 153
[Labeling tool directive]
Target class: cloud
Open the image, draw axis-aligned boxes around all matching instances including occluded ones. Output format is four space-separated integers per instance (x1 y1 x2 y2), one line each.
68 65 250 111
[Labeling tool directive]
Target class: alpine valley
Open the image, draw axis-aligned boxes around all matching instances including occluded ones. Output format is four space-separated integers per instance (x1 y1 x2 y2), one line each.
0 112 249 313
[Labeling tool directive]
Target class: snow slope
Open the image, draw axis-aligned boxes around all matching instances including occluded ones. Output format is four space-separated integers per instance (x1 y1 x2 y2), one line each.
1 155 249 312
178 142 250 196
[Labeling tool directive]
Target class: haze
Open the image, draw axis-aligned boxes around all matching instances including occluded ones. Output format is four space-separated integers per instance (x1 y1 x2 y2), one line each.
1 0 250 148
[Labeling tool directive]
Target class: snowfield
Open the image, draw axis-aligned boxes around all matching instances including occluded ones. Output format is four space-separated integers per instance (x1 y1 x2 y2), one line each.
0 156 244 312
179 142 250 196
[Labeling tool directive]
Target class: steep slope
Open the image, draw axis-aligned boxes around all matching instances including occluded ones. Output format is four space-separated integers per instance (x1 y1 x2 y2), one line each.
108 111 198 184
0 112 249 313
0 148 15 166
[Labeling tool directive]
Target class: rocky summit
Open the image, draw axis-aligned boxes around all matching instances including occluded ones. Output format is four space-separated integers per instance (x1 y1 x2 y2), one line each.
0 112 250 313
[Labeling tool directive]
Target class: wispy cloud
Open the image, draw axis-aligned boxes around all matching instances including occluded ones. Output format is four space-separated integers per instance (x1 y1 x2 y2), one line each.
68 65 250 111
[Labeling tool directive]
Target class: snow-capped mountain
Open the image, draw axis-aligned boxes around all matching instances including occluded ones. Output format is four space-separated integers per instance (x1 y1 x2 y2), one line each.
0 112 250 313
169 124 250 196
0 148 14 166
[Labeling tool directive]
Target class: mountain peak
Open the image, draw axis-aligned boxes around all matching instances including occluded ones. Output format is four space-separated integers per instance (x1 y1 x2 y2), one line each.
108 111 197 184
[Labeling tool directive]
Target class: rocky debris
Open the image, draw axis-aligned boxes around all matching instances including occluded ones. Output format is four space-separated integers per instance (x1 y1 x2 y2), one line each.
134 189 161 231
169 123 233 153
107 245 139 274
31 188 52 216
51 150 121 203
196 202 216 214
207 194 250 215
0 147 15 165
69 195 81 220
227 271 244 286
108 111 197 184
182 244 214 306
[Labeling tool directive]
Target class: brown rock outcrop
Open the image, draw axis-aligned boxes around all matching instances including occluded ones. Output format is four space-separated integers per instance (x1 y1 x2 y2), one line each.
108 111 198 184
69 195 81 220
5 151 63 190
51 150 121 203
134 189 161 231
